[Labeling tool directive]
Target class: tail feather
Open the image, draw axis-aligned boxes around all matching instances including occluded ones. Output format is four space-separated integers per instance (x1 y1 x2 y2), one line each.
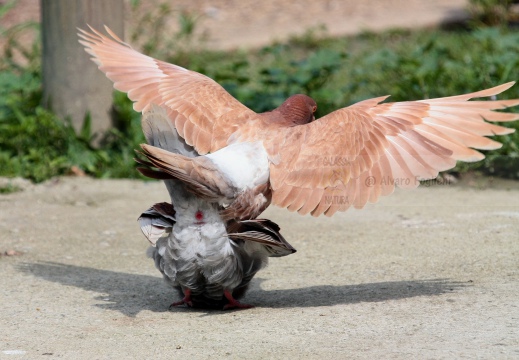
136 166 173 180
139 144 237 201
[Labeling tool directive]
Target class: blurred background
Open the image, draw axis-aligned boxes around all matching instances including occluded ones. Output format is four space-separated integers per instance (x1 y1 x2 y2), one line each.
1 0 518 190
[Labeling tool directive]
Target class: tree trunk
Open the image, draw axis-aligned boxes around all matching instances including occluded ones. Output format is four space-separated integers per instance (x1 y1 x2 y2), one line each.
41 0 124 145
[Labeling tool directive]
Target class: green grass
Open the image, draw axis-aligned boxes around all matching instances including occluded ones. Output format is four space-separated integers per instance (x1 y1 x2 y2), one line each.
1 4 519 183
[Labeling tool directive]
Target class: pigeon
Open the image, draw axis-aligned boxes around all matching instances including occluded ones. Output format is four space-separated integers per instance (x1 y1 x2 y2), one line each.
79 26 519 217
137 104 295 310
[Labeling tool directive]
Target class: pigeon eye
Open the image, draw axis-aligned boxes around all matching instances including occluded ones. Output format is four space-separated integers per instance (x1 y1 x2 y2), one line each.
312 106 317 113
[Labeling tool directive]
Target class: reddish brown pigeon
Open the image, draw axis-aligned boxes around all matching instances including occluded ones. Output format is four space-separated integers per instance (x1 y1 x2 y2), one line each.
79 26 519 217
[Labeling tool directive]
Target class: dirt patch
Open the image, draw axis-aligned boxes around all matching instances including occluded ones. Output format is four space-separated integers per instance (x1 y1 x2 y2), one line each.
3 0 469 50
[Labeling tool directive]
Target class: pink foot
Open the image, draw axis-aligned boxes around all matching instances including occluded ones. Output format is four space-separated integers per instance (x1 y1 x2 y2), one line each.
222 290 254 310
169 289 193 308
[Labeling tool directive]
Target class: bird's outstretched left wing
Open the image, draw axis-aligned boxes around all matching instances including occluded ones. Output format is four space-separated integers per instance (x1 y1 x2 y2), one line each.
266 83 519 217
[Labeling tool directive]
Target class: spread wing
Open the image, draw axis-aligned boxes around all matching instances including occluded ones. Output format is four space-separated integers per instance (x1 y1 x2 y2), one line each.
138 202 176 245
227 219 296 257
78 26 256 154
267 82 519 217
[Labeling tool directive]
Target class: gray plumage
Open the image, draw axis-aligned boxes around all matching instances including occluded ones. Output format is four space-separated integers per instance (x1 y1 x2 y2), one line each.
137 105 295 309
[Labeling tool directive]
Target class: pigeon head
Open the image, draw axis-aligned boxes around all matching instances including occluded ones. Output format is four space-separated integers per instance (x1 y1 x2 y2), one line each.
277 94 317 125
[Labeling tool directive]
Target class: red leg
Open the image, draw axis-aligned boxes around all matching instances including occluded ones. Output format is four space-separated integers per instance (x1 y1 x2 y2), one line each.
222 290 254 310
169 289 193 308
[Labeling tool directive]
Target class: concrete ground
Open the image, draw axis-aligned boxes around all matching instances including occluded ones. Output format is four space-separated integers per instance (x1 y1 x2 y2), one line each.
1 176 518 359
2 1 518 358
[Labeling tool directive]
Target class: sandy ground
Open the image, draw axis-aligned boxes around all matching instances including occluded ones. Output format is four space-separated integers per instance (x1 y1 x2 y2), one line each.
151 0 469 49
1 176 518 359
2 0 469 50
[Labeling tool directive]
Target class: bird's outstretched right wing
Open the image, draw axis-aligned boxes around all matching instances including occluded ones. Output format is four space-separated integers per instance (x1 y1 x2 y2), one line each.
79 26 256 154
227 219 296 257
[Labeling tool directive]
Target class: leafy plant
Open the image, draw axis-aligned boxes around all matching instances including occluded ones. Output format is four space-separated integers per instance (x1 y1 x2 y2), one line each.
0 183 21 194
468 0 513 27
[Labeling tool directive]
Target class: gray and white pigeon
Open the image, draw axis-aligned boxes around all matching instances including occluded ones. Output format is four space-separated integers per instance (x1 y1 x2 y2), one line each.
137 105 295 310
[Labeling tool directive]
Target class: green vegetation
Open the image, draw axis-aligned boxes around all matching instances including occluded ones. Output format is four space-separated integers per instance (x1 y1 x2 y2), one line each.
467 0 516 27
1 1 519 185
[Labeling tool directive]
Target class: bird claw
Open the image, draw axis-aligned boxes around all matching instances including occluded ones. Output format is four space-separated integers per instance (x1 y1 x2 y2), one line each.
222 290 254 310
168 289 254 310
169 289 193 309
169 299 193 309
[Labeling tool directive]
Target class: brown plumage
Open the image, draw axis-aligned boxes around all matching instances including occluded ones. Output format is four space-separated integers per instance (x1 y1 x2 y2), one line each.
137 142 271 220
138 143 237 202
79 26 519 217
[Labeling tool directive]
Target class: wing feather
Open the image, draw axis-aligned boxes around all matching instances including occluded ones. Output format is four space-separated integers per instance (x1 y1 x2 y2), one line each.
79 26 255 154
269 83 518 216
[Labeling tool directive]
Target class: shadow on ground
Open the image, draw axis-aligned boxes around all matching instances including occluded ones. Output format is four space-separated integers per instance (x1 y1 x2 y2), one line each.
19 262 468 317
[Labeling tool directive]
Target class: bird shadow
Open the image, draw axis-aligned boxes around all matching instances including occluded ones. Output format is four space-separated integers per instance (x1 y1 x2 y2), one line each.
18 262 468 317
